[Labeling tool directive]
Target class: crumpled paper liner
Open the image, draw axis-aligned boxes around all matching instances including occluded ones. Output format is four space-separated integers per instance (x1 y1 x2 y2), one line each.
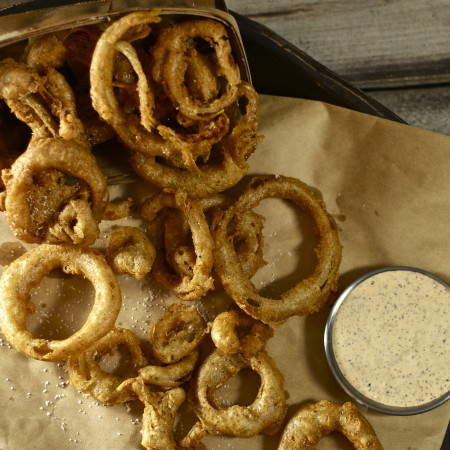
0 94 449 449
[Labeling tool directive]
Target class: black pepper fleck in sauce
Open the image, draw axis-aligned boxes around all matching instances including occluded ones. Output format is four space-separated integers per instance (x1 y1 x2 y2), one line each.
332 270 450 407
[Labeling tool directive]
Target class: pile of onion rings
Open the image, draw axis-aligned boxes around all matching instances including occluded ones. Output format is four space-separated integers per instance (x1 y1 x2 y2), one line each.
89 10 261 196
0 8 385 450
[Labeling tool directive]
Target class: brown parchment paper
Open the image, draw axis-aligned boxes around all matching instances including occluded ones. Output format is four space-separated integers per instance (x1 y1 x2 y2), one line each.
0 95 449 450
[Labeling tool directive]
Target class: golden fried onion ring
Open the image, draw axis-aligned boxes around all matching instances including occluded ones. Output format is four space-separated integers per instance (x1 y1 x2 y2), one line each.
211 175 342 325
138 348 199 387
118 378 186 450
197 194 266 280
130 81 260 197
47 194 100 245
151 19 240 119
102 197 135 220
105 226 156 279
90 11 181 159
0 244 122 361
150 301 207 364
278 400 384 449
141 190 214 300
0 58 88 146
190 348 287 437
2 138 108 244
211 310 274 358
66 327 148 406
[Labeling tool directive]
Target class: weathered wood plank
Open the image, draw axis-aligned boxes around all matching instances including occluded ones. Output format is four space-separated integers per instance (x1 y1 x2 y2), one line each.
227 0 450 89
368 85 450 136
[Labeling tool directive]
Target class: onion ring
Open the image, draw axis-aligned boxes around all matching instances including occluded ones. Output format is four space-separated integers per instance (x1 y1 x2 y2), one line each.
189 349 287 437
151 19 241 119
179 422 208 450
26 33 67 70
0 244 122 361
90 11 180 159
47 195 101 246
211 310 274 358
130 148 247 198
211 175 342 325
138 348 200 387
2 137 108 244
0 58 88 146
149 301 207 364
102 197 135 220
130 81 260 196
66 327 148 406
160 194 265 285
105 226 156 279
118 377 186 450
91 12 238 174
278 400 384 449
141 190 214 300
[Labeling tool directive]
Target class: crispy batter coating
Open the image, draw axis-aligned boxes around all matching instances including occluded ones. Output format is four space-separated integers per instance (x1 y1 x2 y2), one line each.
211 310 274 358
1 137 108 245
138 348 199 387
211 175 342 325
130 81 261 197
141 190 214 300
66 327 148 406
197 194 267 281
0 244 122 361
278 400 384 449
0 58 88 145
118 378 186 450
189 349 287 438
151 19 241 119
150 301 207 364
102 197 135 220
105 226 156 279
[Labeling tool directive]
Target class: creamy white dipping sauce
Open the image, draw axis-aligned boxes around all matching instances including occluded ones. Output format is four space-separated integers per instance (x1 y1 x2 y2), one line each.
331 269 450 408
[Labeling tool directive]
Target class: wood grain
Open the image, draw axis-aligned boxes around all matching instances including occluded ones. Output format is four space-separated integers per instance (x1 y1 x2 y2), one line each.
227 0 450 89
368 85 450 135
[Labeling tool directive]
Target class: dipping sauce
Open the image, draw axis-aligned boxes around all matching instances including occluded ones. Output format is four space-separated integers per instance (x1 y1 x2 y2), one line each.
327 268 450 412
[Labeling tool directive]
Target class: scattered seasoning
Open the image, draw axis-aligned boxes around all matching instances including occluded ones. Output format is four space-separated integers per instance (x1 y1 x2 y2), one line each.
331 269 450 408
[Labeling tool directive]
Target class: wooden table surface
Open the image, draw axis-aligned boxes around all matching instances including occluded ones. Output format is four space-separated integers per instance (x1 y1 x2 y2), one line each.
227 0 450 137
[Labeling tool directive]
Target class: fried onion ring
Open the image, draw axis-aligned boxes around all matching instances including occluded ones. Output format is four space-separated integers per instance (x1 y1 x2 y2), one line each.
47 194 100 245
278 400 384 449
211 175 342 325
141 190 214 300
150 301 207 364
211 310 274 358
90 11 181 159
2 137 108 244
66 327 148 406
102 197 135 220
118 378 186 450
151 19 240 119
179 422 208 450
190 349 286 437
105 226 156 279
0 58 88 146
91 12 240 174
138 348 199 387
0 244 122 361
129 81 260 197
